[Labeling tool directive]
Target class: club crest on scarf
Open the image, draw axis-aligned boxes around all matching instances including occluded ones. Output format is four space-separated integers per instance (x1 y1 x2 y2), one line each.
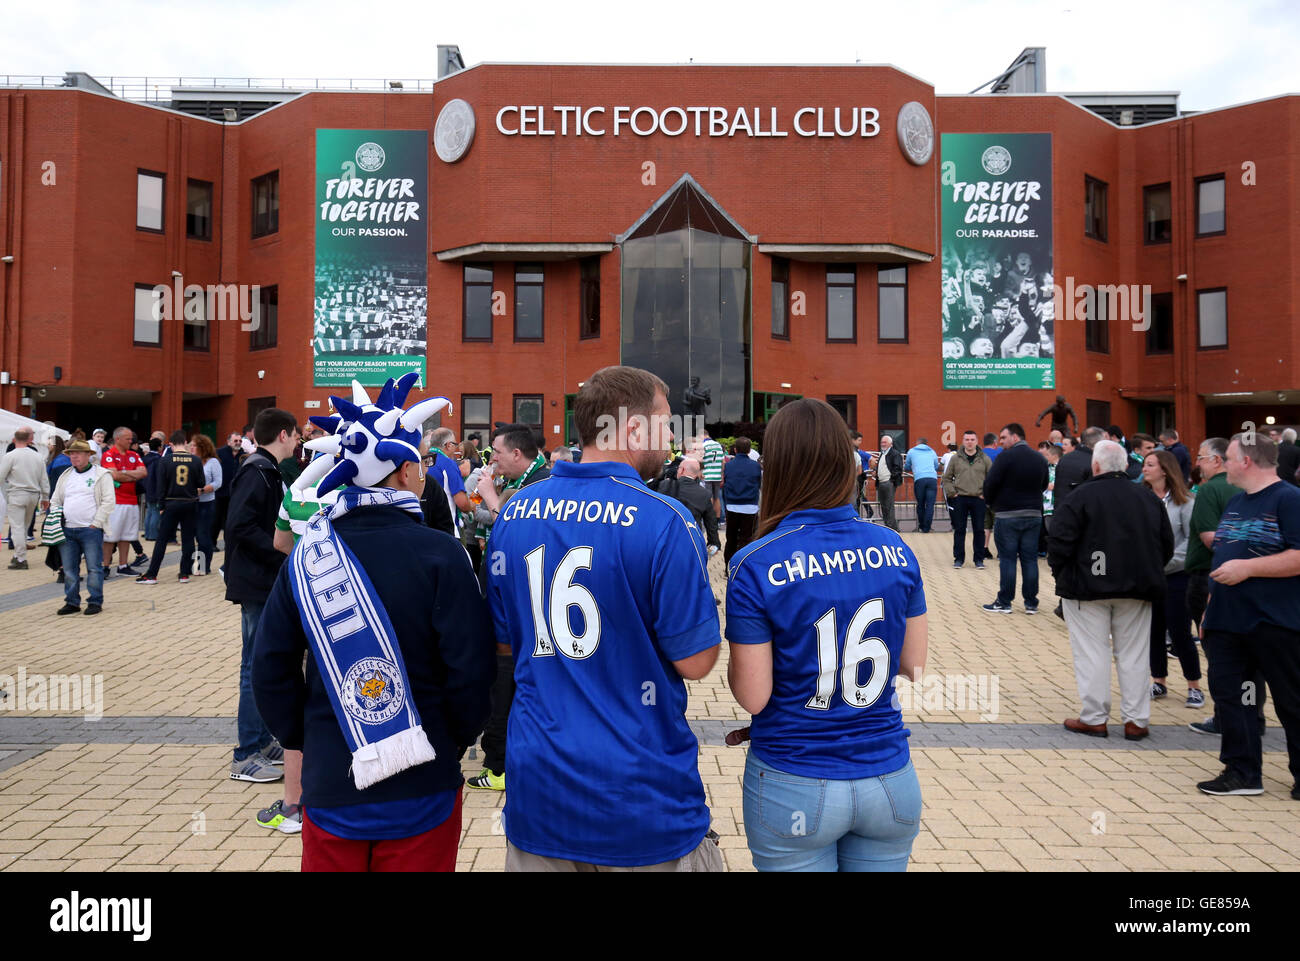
344 657 405 724
297 370 451 496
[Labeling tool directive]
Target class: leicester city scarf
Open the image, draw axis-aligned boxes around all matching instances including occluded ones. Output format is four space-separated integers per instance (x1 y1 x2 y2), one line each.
288 485 436 790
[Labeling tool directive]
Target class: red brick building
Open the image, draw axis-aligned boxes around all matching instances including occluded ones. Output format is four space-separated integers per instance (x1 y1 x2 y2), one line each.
1 63 1296 448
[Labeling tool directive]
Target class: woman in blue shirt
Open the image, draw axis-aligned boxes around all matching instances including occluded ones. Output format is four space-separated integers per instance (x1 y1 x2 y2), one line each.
727 398 928 871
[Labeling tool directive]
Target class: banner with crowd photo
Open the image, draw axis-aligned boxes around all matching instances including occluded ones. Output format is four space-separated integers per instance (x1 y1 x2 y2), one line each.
941 133 1054 390
314 129 428 386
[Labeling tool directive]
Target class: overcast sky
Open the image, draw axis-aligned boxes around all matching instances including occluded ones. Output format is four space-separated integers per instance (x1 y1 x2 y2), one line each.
3 0 1297 112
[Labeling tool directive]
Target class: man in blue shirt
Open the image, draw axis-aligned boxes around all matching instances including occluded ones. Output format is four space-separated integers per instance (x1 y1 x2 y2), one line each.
487 365 724 871
425 428 470 530
904 438 941 533
1198 433 1300 798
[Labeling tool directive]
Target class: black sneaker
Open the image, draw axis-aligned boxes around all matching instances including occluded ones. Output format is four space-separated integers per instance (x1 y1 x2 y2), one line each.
974 562 985 569
83 604 102 616
1024 603 1039 615
1188 717 1220 736
953 562 963 569
982 601 1013 614
132 554 149 568
56 603 80 616
1197 769 1263 796
1291 783 1300 801
1151 682 1168 699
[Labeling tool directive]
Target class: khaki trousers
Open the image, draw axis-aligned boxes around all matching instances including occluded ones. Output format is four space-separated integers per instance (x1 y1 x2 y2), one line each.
1062 596 1152 726
505 835 724 872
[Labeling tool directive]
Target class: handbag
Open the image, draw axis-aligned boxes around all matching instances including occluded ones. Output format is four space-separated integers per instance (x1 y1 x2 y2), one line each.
41 506 66 547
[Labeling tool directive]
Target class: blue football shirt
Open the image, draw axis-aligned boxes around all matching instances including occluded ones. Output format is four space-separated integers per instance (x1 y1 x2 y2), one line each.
487 459 721 866
427 449 466 530
726 505 926 779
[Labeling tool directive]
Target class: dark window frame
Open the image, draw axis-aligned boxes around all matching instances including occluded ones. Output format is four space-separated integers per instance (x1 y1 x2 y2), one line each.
250 285 278 351
251 170 280 239
877 265 908 343
461 394 493 439
826 394 857 430
878 395 908 451
513 263 545 343
136 169 166 234
1195 174 1226 238
1196 287 1228 350
513 394 544 432
183 287 210 352
1085 285 1110 354
579 257 600 340
1084 175 1108 242
825 265 857 344
771 257 790 340
462 263 494 343
1146 291 1173 355
133 282 163 348
186 178 214 241
1142 182 1172 246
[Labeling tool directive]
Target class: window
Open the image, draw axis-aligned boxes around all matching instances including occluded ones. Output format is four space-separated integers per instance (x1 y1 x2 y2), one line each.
133 283 161 346
877 266 907 342
251 171 279 238
247 397 276 427
1086 401 1112 431
827 395 856 429
1197 288 1227 348
771 257 789 339
1085 176 1108 241
251 285 277 350
579 257 600 339
1146 292 1173 354
1196 175 1225 236
1085 285 1110 353
1143 183 1171 244
878 395 908 450
514 395 543 432
826 266 856 342
137 170 164 232
514 263 544 342
183 287 209 351
462 395 492 441
463 264 493 341
187 179 213 241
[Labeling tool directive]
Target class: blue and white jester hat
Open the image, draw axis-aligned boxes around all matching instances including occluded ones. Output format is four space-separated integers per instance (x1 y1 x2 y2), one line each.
293 371 451 497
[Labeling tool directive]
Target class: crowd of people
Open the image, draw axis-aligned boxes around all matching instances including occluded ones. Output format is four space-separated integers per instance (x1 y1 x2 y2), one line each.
4 376 1298 872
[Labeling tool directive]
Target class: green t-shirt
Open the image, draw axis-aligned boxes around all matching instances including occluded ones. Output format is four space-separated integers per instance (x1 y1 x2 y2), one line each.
700 439 724 481
276 487 338 542
1185 471 1242 573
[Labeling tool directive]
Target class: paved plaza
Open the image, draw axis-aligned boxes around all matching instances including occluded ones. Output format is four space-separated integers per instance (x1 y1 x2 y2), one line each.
0 527 1296 873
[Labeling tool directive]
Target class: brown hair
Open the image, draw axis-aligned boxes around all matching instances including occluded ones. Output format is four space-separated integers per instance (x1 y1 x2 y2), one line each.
1142 449 1191 505
573 366 668 448
756 398 857 538
192 433 217 461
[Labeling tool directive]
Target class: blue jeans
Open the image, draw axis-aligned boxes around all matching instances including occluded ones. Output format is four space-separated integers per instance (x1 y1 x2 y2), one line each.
196 500 216 572
994 515 1041 607
144 502 162 541
912 478 937 532
236 600 272 762
59 526 104 607
742 753 921 872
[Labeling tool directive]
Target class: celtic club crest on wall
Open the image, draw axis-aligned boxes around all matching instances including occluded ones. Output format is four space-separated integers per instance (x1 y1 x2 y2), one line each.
895 101 934 166
434 99 477 163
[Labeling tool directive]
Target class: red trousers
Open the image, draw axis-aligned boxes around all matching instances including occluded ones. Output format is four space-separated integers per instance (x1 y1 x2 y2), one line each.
301 790 463 872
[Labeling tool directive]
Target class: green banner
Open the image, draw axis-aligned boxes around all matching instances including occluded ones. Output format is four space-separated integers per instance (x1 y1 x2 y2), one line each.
314 129 428 386
941 133 1053 390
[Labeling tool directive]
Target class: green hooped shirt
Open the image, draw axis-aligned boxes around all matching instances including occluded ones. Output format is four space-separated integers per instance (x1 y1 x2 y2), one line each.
276 486 340 542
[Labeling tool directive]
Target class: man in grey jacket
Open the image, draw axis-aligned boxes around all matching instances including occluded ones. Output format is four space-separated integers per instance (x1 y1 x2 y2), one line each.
943 430 993 569
0 429 51 569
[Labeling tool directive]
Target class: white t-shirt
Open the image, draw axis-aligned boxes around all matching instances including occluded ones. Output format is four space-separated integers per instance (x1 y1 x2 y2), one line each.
62 466 104 529
877 447 893 482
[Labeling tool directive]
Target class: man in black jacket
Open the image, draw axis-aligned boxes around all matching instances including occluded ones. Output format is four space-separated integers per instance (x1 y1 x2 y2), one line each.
1052 425 1103 506
225 408 299 783
1049 440 1174 740
663 456 721 552
981 422 1049 614
871 434 904 532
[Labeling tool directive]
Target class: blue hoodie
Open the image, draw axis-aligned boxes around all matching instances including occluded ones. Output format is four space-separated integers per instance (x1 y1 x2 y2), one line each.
904 444 940 480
